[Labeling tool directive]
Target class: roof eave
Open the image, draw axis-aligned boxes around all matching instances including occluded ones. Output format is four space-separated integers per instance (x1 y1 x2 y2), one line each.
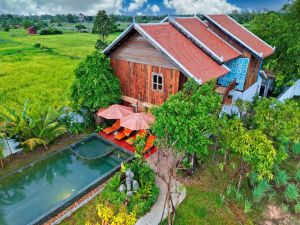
204 15 265 60
103 23 135 55
168 17 224 65
134 23 203 85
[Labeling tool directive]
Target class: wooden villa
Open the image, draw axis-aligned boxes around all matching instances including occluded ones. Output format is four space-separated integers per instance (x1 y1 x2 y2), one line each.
103 15 275 113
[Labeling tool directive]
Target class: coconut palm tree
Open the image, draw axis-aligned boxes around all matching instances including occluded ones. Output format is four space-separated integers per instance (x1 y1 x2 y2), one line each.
0 101 66 151
22 108 67 150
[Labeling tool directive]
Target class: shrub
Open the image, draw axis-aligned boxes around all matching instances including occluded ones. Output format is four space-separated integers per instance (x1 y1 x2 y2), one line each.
295 170 300 183
244 199 253 214
40 28 63 35
292 143 300 156
34 43 41 48
71 51 121 112
284 183 299 203
275 170 288 187
101 159 159 218
253 180 271 203
86 203 137 225
295 203 300 213
95 39 108 50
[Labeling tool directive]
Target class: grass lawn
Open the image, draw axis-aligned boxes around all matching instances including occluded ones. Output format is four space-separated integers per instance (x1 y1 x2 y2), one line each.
0 29 119 113
163 163 254 225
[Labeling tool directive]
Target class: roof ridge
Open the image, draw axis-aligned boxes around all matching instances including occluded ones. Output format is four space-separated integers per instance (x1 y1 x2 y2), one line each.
225 15 275 51
204 15 263 58
192 16 242 60
135 23 203 84
169 17 224 64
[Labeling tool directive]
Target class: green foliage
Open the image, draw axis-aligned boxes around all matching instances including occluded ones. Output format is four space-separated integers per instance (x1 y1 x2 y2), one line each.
275 170 289 187
252 98 300 148
75 24 87 32
284 183 299 203
40 28 63 35
295 170 300 183
152 79 222 157
219 117 276 181
133 135 146 160
71 51 121 112
93 10 114 42
0 101 66 150
34 43 41 48
101 159 159 218
95 39 108 50
292 142 300 156
252 180 271 203
250 0 300 93
295 203 300 213
243 199 253 214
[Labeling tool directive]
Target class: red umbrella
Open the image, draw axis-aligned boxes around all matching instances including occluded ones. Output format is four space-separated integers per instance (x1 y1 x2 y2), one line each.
97 104 133 119
120 112 155 130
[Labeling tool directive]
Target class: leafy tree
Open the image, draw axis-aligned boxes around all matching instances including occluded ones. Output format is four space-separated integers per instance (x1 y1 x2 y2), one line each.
235 98 300 162
22 19 34 29
251 98 300 159
22 108 67 150
93 10 114 42
151 79 222 158
0 102 66 151
218 118 276 190
75 24 87 32
250 0 300 93
71 51 121 112
66 14 76 23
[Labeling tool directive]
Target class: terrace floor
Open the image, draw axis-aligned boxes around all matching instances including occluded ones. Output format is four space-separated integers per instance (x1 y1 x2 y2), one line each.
97 131 158 159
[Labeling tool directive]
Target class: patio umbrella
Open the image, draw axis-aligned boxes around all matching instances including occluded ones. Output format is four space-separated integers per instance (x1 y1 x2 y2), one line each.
97 104 133 119
120 112 155 130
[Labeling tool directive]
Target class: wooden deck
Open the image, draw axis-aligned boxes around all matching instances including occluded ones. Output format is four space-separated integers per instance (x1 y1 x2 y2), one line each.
97 131 158 159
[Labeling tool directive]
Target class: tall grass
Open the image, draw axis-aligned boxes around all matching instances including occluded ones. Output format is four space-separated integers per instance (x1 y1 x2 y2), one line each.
0 29 120 113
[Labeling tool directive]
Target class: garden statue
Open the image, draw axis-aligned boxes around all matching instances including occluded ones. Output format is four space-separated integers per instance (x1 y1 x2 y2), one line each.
126 169 134 192
132 180 139 191
118 184 126 193
118 169 139 197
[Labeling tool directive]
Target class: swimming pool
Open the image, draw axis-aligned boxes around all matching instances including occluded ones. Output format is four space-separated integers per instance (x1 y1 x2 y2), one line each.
0 135 132 225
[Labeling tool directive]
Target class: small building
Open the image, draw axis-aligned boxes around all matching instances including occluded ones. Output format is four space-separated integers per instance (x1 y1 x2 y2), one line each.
27 26 37 35
103 15 275 112
78 13 85 23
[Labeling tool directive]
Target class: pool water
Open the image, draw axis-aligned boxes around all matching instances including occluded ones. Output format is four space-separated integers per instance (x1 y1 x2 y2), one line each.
0 136 131 225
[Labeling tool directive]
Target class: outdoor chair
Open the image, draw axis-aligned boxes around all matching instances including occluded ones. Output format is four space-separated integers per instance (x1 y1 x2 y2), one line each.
143 135 156 153
125 130 148 145
102 119 121 134
114 128 133 140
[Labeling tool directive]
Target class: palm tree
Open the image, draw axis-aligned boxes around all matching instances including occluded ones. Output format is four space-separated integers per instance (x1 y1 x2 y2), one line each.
22 108 67 150
0 101 66 151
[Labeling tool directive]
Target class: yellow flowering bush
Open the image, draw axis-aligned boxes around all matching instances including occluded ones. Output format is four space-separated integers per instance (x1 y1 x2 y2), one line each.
86 203 137 225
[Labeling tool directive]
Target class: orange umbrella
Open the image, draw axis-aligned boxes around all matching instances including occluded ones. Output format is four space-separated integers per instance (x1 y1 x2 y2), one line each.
97 104 133 119
120 112 155 130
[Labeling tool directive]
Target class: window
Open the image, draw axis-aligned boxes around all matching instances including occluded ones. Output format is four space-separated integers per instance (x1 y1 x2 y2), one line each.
152 73 163 91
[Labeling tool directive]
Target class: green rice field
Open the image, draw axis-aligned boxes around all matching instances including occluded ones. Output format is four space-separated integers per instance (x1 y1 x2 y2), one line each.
0 29 119 113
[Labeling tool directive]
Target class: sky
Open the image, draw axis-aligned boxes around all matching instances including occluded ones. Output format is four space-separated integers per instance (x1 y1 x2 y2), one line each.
0 0 289 15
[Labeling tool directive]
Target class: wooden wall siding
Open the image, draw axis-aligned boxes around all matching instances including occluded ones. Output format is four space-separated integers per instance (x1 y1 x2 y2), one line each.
207 23 261 90
110 32 177 69
244 55 261 90
110 58 181 105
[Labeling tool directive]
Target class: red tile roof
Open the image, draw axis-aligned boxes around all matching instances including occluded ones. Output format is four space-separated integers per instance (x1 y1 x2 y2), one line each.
175 17 241 62
139 23 229 83
206 15 275 58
